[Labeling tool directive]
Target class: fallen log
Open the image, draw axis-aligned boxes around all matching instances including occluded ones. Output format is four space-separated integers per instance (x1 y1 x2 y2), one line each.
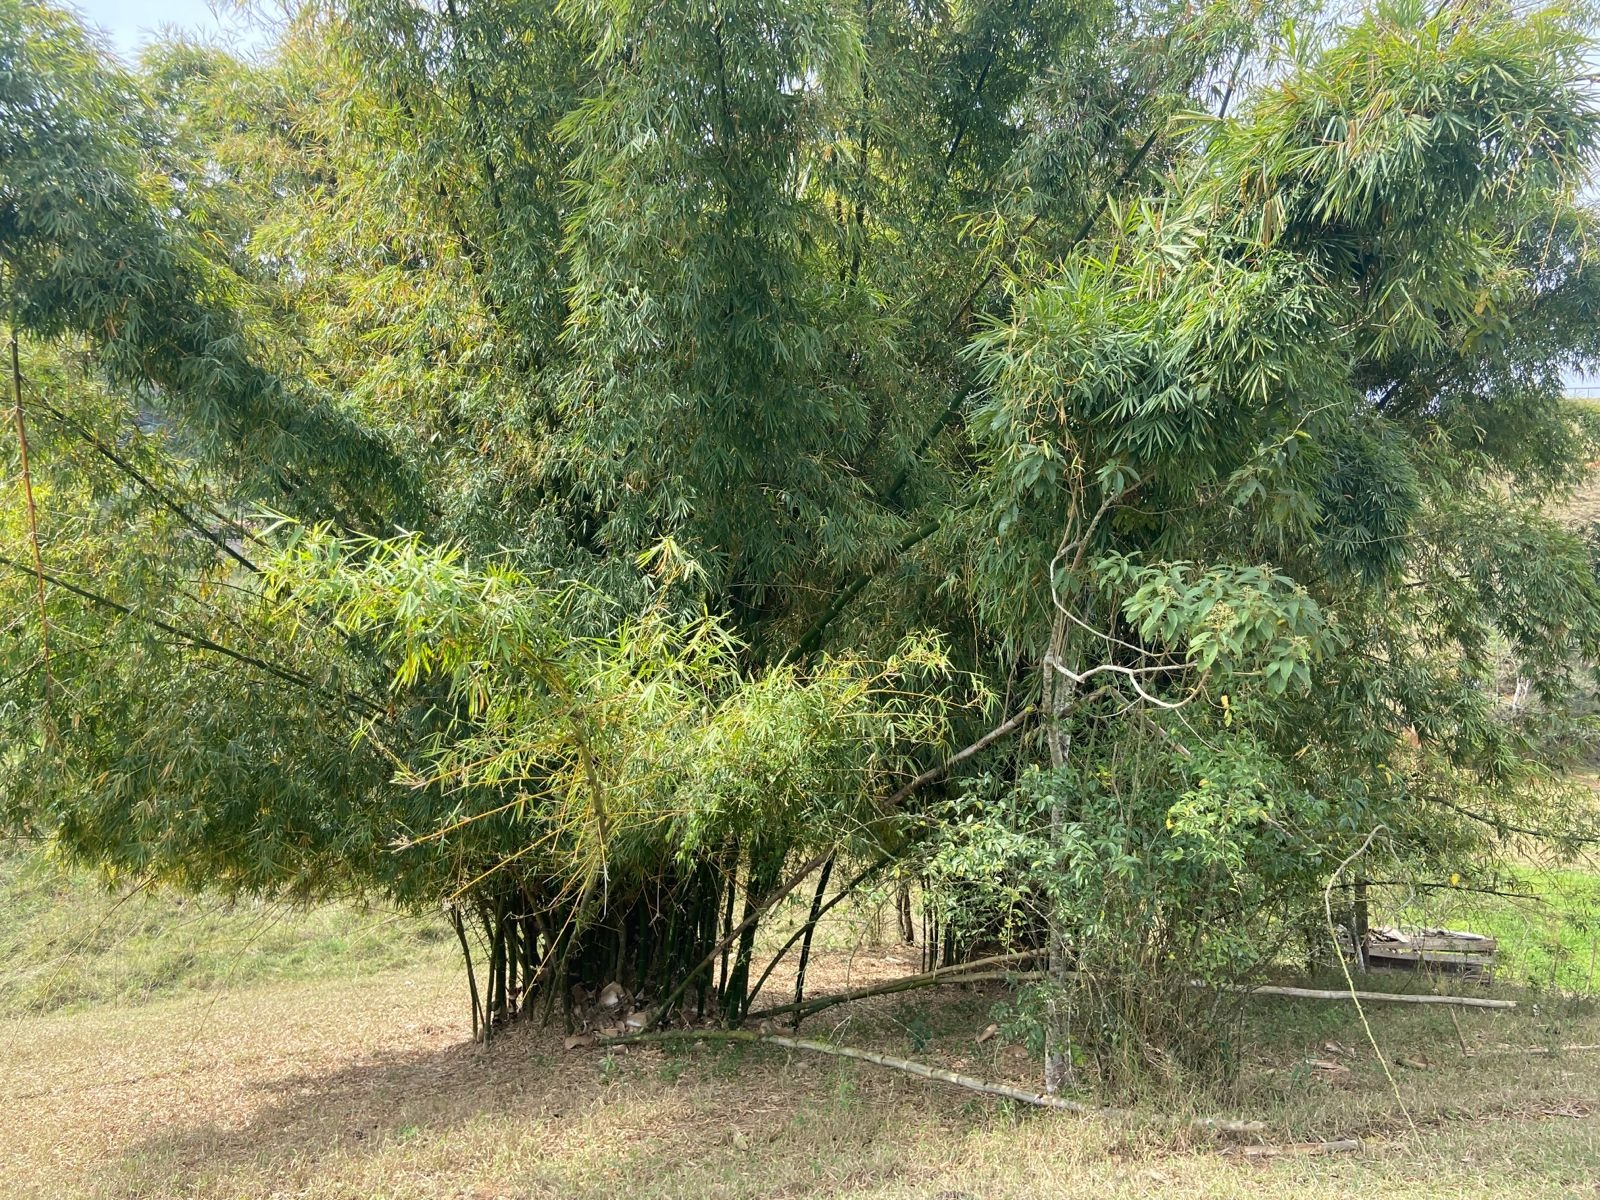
599 1028 1277 1138
752 969 1517 1028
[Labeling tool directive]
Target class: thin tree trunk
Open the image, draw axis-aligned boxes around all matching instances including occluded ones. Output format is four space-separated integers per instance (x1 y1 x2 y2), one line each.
1351 878 1369 971
451 908 483 1040
716 839 739 999
9 294 49 680
791 855 834 1028
1042 507 1087 1096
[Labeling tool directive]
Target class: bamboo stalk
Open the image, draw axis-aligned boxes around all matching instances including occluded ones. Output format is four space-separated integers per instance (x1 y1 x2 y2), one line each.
596 1029 1283 1136
1228 984 1514 1009
451 908 483 1040
726 851 782 1020
747 952 1040 1021
599 1028 1091 1112
744 852 893 1011
643 848 835 1033
750 962 1513 1025
882 706 1035 810
716 839 738 999
790 854 834 1027
1473 1043 1600 1056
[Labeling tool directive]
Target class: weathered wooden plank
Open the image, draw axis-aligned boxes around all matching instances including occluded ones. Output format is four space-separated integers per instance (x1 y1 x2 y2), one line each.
1365 947 1496 966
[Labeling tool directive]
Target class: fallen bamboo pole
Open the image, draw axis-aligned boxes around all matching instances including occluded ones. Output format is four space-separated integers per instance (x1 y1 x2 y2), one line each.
1228 984 1515 1010
597 1028 1295 1140
594 1030 1311 1138
600 1028 1091 1111
1474 1042 1600 1056
763 969 1518 1023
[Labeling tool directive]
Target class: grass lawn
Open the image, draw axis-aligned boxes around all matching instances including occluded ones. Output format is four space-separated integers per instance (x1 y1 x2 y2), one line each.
1388 866 1600 993
3 926 1598 1197
0 850 453 1016
4 850 1599 1197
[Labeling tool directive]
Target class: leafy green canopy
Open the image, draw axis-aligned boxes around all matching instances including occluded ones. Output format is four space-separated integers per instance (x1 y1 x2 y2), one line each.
3 0 1600 1063
0 5 418 527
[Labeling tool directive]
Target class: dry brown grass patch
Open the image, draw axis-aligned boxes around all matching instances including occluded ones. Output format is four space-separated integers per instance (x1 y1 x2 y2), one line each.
3 950 1598 1199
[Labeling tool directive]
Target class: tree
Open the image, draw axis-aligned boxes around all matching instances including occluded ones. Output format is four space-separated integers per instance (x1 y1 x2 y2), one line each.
4 0 1600 1087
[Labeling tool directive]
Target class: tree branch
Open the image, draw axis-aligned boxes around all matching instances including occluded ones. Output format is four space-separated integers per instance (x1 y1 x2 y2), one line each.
1421 796 1600 847
0 555 383 718
24 385 261 575
883 705 1035 810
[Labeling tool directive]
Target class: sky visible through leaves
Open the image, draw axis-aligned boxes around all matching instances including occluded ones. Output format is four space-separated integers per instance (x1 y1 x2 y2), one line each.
72 0 272 60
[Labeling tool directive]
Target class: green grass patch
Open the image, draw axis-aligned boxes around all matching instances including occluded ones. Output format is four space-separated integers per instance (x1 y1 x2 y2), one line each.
0 849 453 1017
1390 867 1600 994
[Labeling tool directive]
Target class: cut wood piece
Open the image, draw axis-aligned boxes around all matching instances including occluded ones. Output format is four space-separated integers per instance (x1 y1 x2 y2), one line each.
1364 949 1496 983
1360 926 1497 983
1239 1139 1362 1158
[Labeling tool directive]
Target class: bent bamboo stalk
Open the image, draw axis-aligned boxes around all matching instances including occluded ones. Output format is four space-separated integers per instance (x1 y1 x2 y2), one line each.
601 1028 1091 1111
746 952 1040 1021
1475 1042 1600 1055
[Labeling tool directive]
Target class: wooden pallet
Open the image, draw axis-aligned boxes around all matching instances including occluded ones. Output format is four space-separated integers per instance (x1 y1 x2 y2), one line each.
1363 927 1497 981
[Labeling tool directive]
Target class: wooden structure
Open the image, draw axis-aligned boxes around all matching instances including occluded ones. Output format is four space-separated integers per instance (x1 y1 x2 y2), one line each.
1361 926 1497 981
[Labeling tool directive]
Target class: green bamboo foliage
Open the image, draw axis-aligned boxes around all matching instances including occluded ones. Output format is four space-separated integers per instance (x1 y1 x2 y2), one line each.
5 0 1600 1069
0 6 420 528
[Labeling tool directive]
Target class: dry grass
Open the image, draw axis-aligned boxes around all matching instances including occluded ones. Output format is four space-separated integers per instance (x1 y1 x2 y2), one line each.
4 950 1599 1199
1559 470 1600 530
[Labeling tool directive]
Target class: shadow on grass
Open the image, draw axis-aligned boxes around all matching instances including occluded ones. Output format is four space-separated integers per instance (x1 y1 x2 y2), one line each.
106 1007 993 1199
101 974 1600 1198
